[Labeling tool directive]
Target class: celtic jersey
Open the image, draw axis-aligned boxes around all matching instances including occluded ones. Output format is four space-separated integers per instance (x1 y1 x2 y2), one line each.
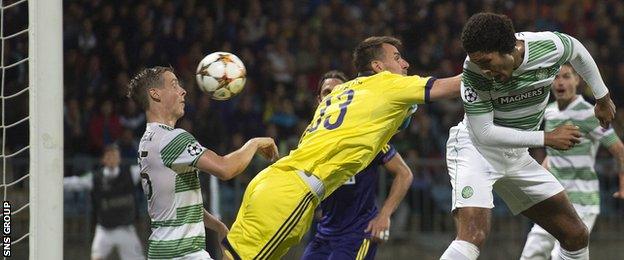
138 123 211 259
462 31 576 133
544 96 619 213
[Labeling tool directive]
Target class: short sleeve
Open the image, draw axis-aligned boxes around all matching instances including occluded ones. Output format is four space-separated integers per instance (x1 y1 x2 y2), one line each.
378 144 397 165
160 129 207 171
599 131 619 148
572 112 618 147
384 73 436 105
584 119 619 148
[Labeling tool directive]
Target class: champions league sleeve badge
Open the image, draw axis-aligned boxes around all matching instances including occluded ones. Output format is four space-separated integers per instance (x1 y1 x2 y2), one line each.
464 87 478 102
186 143 203 156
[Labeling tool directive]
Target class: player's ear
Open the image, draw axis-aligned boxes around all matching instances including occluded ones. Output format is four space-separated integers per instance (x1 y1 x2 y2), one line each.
371 60 384 73
149 88 161 102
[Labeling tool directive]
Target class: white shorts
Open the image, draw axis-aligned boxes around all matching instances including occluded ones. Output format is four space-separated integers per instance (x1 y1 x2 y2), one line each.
91 224 145 260
446 122 564 215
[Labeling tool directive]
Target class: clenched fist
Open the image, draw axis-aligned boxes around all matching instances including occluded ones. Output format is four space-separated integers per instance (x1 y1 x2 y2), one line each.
544 124 582 150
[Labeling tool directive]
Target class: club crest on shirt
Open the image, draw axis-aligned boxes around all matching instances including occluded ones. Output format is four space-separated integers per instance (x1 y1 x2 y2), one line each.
464 87 478 102
535 68 549 80
462 186 474 199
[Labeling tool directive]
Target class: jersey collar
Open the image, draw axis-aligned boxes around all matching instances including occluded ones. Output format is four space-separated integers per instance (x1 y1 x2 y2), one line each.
559 95 584 111
357 71 375 77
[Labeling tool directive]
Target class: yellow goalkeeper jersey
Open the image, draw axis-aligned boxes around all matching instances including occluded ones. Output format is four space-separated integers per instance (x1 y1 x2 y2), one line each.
271 71 435 198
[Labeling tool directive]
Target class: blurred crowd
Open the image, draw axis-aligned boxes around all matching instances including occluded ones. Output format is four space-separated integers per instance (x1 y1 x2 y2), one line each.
54 0 624 220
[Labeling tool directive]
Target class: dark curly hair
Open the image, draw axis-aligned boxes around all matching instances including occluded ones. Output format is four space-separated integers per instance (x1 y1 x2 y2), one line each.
127 66 173 109
461 13 516 54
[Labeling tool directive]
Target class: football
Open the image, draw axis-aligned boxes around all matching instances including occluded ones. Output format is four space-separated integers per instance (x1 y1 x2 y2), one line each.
195 52 247 100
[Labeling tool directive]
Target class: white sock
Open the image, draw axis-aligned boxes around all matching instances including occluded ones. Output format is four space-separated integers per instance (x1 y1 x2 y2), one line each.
440 240 480 260
558 247 588 260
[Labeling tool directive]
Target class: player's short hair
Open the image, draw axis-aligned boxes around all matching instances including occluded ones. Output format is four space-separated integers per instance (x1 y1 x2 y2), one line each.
317 70 348 96
353 36 402 73
561 63 578 75
461 12 516 54
127 66 174 110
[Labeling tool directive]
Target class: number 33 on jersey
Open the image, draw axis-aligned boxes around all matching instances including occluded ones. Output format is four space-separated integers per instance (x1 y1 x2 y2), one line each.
276 71 434 196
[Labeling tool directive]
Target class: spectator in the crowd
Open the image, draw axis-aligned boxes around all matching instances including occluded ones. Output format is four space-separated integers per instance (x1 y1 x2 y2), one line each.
119 100 145 136
64 98 87 156
49 0 624 230
231 94 264 140
88 100 122 154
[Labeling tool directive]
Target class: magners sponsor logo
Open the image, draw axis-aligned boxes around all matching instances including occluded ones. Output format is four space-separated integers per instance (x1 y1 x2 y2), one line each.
498 86 544 104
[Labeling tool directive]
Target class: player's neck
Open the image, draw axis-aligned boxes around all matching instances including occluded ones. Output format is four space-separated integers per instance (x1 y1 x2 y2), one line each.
512 40 525 70
146 109 177 128
556 95 578 110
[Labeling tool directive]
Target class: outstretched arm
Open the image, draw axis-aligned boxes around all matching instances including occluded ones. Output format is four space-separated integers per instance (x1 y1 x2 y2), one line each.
196 137 279 180
365 152 413 243
429 74 462 101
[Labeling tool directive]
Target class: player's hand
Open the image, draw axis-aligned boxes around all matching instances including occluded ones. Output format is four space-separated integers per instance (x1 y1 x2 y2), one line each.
365 213 391 243
544 125 582 150
251 137 279 161
595 93 616 129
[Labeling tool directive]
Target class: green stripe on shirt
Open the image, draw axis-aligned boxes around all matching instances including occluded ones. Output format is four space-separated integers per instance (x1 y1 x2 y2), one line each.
462 69 493 91
175 172 201 193
464 100 494 115
528 40 557 63
493 110 544 130
148 236 205 259
553 32 573 66
549 166 598 180
599 132 619 147
566 191 600 206
161 132 196 168
151 204 203 228
546 142 592 156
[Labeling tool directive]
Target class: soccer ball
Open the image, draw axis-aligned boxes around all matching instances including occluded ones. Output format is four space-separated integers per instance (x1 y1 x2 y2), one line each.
196 52 247 100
